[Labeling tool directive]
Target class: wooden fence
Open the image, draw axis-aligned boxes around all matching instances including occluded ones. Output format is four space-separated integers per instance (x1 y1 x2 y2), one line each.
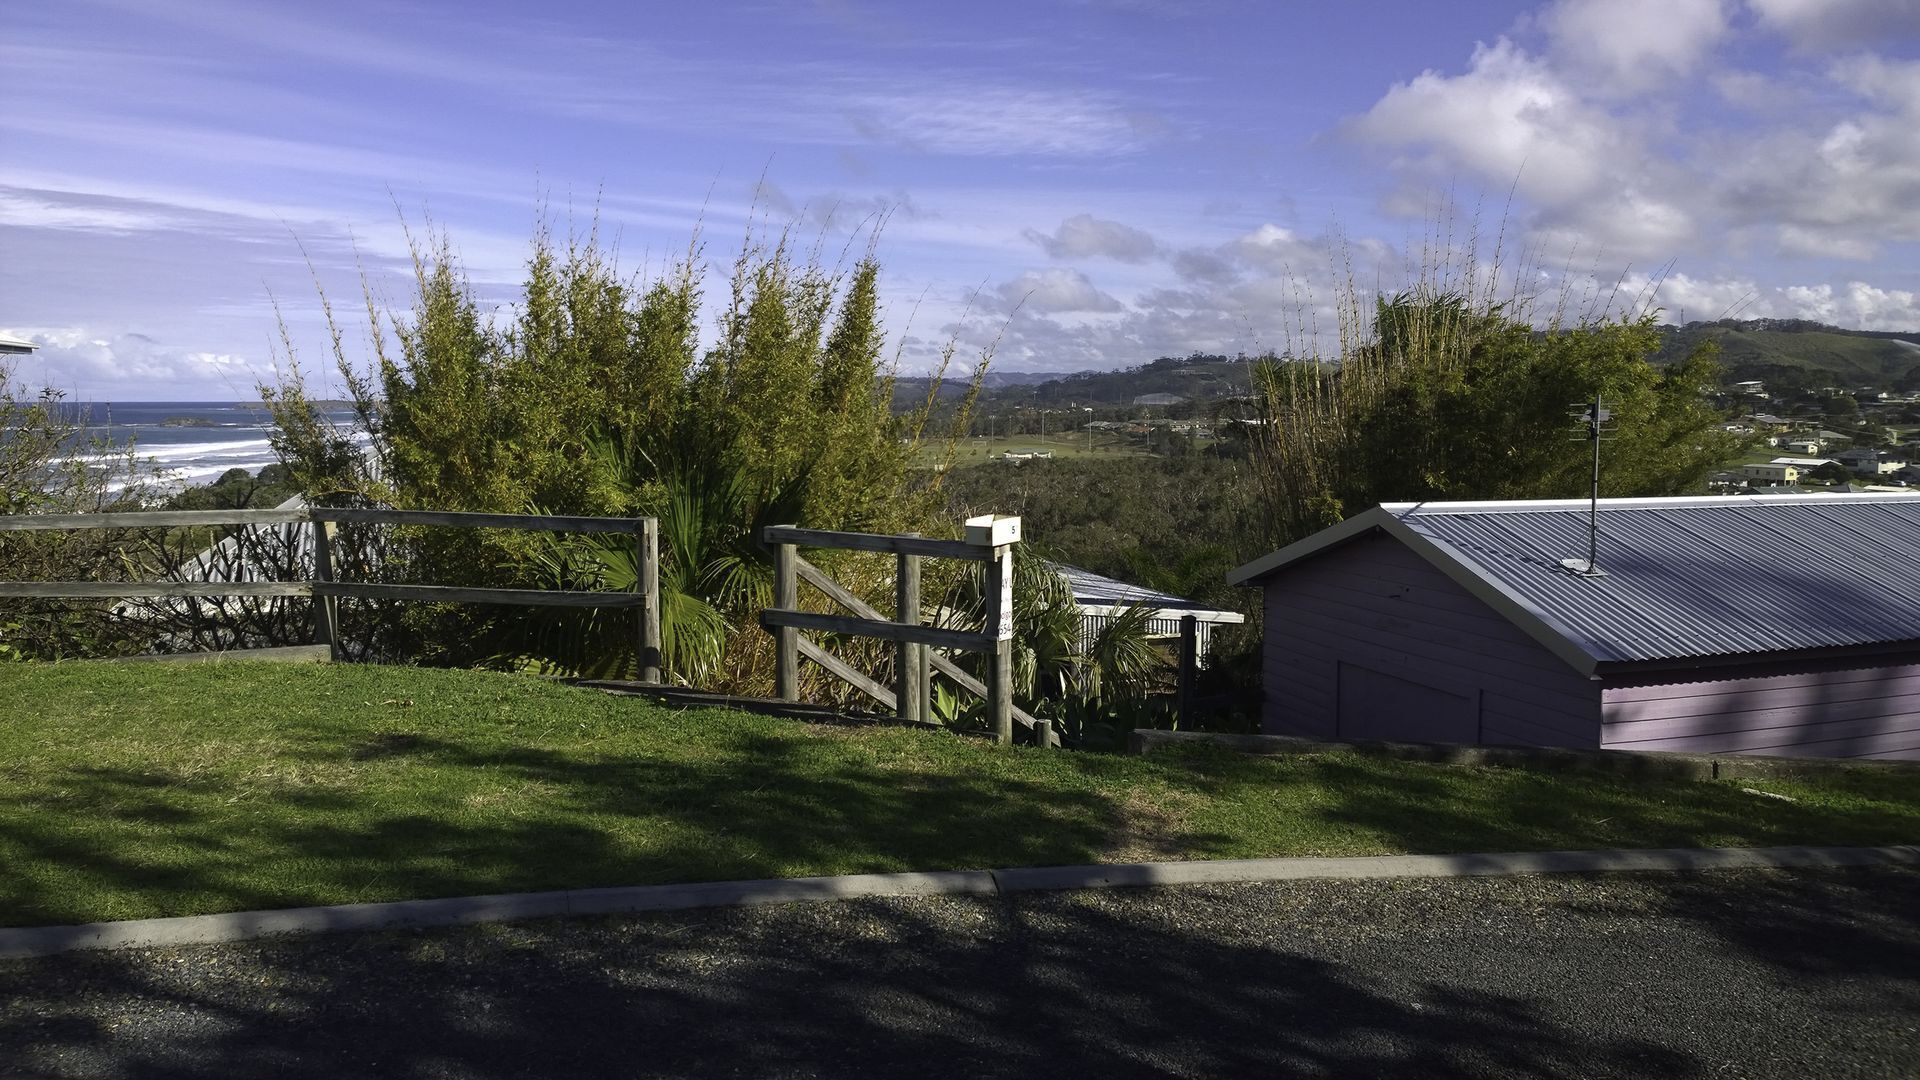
758 516 1054 747
0 507 661 679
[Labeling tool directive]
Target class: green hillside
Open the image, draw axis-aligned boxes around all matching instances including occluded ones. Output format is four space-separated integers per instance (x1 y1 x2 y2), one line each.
995 355 1259 406
1654 320 1920 392
891 322 1920 418
893 354 1260 412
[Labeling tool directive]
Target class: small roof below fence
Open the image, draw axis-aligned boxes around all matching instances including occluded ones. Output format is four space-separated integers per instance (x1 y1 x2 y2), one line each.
1055 563 1244 624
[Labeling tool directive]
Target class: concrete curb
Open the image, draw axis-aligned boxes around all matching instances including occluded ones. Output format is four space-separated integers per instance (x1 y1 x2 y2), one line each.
3 845 1914 960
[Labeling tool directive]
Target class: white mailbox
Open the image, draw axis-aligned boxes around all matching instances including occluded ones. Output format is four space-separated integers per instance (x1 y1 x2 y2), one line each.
964 514 1022 547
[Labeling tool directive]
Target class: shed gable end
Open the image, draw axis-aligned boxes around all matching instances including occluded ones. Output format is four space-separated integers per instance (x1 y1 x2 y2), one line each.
1261 532 1601 747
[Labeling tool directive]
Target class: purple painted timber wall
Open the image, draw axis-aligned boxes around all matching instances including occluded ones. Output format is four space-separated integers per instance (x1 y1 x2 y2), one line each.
1260 532 1602 748
1601 657 1920 761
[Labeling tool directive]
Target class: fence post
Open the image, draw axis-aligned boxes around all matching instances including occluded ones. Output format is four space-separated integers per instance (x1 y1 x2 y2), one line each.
986 543 1015 745
309 511 337 660
896 540 924 724
774 538 798 702
638 517 661 685
1177 613 1198 726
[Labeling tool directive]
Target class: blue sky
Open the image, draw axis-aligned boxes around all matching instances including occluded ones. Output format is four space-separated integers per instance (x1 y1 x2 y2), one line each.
3 0 1919 399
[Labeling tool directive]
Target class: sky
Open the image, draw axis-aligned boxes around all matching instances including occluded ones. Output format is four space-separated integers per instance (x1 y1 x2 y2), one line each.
3 0 1920 400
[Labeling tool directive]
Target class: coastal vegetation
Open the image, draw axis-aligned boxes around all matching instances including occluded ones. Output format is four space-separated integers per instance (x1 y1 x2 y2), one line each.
0 360 155 660
259 218 1170 722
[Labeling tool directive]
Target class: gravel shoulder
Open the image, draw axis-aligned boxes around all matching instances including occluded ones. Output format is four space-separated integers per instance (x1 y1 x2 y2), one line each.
2 867 1916 1079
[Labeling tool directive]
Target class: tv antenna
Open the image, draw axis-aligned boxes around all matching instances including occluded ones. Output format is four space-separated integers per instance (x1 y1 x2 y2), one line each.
1561 395 1616 578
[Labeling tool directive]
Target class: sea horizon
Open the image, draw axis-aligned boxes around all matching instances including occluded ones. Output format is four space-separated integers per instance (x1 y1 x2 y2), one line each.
45 400 363 492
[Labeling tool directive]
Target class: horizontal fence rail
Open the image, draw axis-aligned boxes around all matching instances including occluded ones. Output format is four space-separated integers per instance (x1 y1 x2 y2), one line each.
761 518 1046 747
762 525 993 562
791 557 1044 733
309 508 644 534
0 507 661 681
0 509 310 531
759 609 995 654
0 581 312 599
311 582 649 608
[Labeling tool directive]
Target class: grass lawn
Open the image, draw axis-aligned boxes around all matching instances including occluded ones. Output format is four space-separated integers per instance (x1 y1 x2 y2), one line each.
1 662 1915 927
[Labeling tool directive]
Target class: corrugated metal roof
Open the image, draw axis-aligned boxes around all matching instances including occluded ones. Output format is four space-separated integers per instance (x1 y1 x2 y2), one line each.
1387 494 1920 664
1054 563 1229 615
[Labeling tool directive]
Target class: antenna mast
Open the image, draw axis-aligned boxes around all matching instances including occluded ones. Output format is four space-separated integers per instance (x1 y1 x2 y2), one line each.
1561 395 1612 578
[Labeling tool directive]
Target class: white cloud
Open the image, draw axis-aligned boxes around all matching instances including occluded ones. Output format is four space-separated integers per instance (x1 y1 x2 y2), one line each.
1170 247 1240 285
992 268 1126 314
1712 62 1920 257
5 328 270 399
1345 15 1920 266
1346 38 1700 261
1628 272 1770 322
1347 39 1644 209
1023 214 1161 262
1599 271 1920 329
847 86 1148 157
1832 53 1920 113
1777 280 1920 328
1543 0 1732 92
1776 225 1876 260
1748 0 1920 50
0 190 188 234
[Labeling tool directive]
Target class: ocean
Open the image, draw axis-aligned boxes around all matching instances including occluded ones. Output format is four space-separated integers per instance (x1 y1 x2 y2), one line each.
50 401 363 492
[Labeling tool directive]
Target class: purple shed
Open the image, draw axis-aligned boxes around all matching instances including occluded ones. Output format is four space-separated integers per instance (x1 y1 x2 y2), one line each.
1226 493 1920 761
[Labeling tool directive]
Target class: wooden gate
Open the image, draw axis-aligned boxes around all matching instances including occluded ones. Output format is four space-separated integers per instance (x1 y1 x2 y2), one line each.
758 516 1054 747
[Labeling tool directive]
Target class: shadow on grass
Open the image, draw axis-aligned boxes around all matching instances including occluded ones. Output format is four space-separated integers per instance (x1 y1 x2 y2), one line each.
4 708 1913 928
0 718 1141 927
1159 747 1920 859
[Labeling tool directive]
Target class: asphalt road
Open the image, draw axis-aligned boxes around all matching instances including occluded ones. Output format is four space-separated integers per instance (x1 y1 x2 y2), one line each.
2 867 1916 1079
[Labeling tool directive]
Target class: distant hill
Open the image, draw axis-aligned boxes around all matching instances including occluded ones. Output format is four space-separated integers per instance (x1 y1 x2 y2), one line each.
892 354 1260 411
890 321 1920 416
1654 319 1920 392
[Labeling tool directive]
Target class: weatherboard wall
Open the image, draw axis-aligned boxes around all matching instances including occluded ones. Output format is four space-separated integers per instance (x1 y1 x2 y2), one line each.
1259 531 1602 747
1599 656 1920 761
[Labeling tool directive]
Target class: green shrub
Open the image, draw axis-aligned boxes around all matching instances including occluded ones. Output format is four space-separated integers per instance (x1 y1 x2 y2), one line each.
263 216 989 687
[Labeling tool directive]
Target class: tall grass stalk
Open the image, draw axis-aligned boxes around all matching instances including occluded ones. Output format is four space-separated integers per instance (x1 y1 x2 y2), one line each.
1249 213 1732 547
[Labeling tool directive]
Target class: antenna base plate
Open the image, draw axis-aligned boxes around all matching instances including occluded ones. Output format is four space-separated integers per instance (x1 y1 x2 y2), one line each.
1560 558 1608 578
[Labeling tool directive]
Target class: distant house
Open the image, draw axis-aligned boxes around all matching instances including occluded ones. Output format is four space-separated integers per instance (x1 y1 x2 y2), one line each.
1741 460 1809 483
1834 448 1908 477
1132 393 1186 407
1228 494 1920 760
1757 456 1837 483
1730 380 1767 396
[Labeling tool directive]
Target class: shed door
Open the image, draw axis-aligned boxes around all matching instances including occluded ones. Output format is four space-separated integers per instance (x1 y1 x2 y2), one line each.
1336 662 1478 744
